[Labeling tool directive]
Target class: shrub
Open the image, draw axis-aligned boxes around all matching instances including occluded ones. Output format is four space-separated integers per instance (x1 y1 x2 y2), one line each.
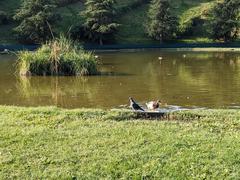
18 36 98 76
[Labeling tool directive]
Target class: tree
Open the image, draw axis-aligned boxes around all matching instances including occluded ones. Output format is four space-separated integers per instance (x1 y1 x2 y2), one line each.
83 0 120 45
14 0 59 44
211 0 240 42
146 0 178 42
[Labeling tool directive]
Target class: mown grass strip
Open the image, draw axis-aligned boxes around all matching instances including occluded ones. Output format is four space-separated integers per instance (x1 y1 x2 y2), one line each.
1 106 240 178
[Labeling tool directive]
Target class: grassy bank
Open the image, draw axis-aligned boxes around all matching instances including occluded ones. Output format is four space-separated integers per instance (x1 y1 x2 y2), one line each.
1 106 240 178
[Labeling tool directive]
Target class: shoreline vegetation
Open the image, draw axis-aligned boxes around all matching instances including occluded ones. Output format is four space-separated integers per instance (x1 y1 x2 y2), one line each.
1 105 240 178
1 43 240 53
17 37 98 76
0 0 239 45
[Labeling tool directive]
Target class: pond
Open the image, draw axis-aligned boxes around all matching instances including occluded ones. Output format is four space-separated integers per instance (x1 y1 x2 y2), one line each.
0 50 240 109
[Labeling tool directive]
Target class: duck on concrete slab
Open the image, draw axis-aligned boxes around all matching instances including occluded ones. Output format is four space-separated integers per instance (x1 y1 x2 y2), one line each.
129 97 145 111
146 100 161 110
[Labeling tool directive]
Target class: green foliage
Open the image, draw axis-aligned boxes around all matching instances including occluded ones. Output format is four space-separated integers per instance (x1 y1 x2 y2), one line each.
13 0 59 44
115 5 155 44
0 11 9 25
58 0 80 6
18 36 98 76
83 0 120 45
116 0 150 14
1 0 240 44
146 0 178 42
178 2 214 36
1 106 240 178
211 0 240 42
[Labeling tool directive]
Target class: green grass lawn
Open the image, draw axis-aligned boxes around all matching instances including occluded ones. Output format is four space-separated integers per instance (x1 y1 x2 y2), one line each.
1 106 240 178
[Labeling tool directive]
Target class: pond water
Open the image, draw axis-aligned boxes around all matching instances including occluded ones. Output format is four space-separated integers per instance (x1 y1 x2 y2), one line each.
0 50 240 109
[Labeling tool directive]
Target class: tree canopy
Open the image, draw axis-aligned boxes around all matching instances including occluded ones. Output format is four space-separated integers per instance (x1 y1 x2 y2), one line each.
14 0 59 44
83 0 120 45
146 0 178 42
211 0 240 42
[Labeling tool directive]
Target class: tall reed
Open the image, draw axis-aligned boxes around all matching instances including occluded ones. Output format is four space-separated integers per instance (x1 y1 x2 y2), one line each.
18 36 98 76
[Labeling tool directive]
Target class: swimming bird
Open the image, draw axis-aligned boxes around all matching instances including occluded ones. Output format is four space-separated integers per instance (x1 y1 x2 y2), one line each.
146 100 161 110
129 97 145 111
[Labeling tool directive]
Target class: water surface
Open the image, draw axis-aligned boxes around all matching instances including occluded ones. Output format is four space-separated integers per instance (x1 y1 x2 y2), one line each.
0 50 240 109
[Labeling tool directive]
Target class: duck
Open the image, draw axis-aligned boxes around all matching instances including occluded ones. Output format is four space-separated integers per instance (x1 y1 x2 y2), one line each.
129 97 145 111
146 100 161 110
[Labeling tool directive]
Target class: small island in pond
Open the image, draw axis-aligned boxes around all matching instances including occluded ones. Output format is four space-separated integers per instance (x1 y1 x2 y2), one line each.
18 37 98 76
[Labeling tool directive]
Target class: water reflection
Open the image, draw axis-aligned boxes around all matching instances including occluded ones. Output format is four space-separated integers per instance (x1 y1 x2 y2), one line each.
0 51 240 108
17 76 101 108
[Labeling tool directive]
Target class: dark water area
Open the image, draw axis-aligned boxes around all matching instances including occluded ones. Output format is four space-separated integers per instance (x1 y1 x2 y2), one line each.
0 50 240 109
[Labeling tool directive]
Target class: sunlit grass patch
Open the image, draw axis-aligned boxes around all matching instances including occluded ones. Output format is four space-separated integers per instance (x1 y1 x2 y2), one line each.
1 106 240 178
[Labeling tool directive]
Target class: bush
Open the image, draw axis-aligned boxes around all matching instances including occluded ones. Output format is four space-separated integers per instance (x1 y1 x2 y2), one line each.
18 36 98 76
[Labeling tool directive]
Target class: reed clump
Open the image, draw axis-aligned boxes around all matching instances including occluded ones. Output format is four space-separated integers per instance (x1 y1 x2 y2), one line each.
18 36 98 76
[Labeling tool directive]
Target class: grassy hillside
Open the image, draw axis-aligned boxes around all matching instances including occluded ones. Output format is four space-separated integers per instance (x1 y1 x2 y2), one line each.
1 106 240 178
116 0 217 44
0 0 233 45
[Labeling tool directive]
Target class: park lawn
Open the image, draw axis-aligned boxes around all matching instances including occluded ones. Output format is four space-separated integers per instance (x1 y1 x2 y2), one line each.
0 106 240 179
